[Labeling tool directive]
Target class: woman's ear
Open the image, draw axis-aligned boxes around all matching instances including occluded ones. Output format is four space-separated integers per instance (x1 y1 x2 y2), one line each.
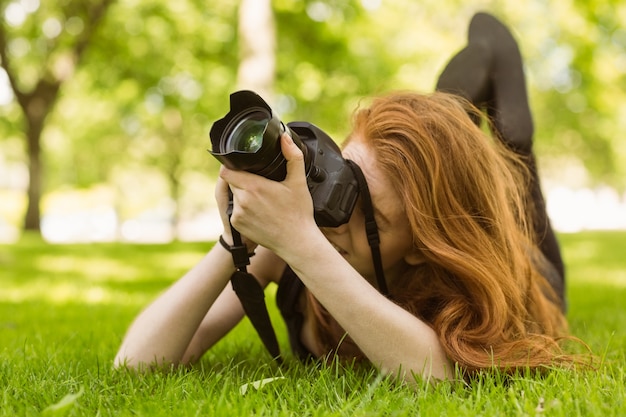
404 248 426 266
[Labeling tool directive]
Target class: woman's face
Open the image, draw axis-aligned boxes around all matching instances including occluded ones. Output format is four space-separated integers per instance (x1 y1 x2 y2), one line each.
321 135 421 287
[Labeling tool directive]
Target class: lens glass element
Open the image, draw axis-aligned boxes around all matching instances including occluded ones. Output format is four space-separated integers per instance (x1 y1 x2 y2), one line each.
226 116 268 153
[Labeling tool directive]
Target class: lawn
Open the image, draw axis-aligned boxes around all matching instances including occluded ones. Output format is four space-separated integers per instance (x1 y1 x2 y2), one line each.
1 231 625 416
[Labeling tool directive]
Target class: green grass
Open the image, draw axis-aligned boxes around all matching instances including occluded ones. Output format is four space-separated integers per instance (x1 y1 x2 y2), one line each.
1 231 625 416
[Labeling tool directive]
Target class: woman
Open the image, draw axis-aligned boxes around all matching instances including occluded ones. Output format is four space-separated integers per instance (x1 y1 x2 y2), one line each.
115 13 578 382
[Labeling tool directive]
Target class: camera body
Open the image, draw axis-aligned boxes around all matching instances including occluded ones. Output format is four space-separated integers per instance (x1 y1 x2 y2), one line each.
210 90 358 227
286 121 358 227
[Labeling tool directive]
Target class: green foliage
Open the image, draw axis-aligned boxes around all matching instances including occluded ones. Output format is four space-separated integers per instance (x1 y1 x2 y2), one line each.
1 231 625 415
272 1 403 140
1 0 625 231
43 0 241 188
1 0 240 191
520 0 626 188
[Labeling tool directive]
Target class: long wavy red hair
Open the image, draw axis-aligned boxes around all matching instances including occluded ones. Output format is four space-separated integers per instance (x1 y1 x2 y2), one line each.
309 91 584 375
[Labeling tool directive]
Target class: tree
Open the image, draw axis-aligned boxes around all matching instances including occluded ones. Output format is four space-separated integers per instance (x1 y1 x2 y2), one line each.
85 0 240 234
0 0 115 232
530 0 626 188
2 0 623 241
1 0 240 237
237 0 275 99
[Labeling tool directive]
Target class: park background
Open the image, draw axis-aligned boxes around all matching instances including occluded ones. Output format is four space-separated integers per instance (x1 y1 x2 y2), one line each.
1 0 625 415
1 0 626 243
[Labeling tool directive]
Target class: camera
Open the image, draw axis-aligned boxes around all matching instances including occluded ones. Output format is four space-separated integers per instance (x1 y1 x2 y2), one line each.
209 90 359 227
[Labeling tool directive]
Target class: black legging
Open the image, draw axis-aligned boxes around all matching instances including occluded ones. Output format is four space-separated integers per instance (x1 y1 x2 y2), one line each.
435 13 565 306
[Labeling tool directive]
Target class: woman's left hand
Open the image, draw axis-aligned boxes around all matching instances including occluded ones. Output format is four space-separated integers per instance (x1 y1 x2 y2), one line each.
219 133 317 255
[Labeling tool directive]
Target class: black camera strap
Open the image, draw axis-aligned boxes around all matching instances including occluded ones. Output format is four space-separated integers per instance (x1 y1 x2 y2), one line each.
225 191 282 362
346 160 389 296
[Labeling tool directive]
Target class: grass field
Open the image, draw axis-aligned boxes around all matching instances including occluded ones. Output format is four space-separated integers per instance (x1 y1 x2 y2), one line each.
1 231 625 416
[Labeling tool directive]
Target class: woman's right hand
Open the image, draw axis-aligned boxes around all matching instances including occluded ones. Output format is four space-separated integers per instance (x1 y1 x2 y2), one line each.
215 169 259 252
215 173 232 239
219 134 317 259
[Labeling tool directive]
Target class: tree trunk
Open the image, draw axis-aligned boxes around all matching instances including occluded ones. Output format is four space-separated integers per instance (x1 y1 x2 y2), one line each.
23 117 45 231
21 90 57 232
237 0 276 100
1 0 115 234
170 170 181 241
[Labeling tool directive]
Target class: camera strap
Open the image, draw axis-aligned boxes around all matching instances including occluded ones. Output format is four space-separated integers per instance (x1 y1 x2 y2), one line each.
346 160 389 296
225 191 282 363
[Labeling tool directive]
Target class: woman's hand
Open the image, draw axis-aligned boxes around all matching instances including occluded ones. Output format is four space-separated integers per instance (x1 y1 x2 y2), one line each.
214 174 259 251
219 133 317 254
214 175 232 238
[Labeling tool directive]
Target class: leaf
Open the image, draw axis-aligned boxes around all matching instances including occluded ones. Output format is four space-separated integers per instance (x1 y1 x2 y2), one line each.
535 397 545 413
239 377 285 395
42 386 85 415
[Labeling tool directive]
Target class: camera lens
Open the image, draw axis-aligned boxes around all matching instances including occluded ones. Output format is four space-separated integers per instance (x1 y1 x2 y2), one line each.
210 90 310 181
226 114 268 153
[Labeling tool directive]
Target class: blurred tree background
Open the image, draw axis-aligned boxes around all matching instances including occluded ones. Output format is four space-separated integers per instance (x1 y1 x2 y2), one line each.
1 0 625 241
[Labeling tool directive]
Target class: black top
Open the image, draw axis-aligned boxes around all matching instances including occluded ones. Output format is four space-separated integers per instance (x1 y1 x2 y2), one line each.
275 267 314 360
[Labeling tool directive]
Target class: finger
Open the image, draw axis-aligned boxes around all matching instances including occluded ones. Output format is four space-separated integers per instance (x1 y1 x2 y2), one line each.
219 165 256 189
218 165 229 183
215 175 229 199
281 133 305 182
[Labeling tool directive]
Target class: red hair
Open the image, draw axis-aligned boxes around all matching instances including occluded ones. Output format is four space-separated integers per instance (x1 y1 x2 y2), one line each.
309 91 587 374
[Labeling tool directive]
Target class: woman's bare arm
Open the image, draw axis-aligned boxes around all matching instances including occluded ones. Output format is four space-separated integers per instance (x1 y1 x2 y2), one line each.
114 244 285 370
114 243 237 369
280 231 453 383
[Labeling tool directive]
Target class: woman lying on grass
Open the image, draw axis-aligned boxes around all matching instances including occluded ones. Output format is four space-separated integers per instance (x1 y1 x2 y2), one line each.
115 13 588 383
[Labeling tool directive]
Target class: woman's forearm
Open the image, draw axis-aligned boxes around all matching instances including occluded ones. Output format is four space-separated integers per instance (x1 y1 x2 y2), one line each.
114 245 235 369
278 229 453 383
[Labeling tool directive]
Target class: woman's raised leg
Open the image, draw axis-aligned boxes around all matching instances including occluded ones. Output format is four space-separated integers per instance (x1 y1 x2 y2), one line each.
436 12 566 306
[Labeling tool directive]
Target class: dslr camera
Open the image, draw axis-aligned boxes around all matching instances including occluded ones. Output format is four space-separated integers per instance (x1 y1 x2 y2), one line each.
210 90 359 227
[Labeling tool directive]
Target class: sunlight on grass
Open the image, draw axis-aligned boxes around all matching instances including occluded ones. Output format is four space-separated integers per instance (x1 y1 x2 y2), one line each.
561 231 626 287
35 255 142 282
1 278 155 305
573 268 626 287
33 251 202 283
0 241 210 306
